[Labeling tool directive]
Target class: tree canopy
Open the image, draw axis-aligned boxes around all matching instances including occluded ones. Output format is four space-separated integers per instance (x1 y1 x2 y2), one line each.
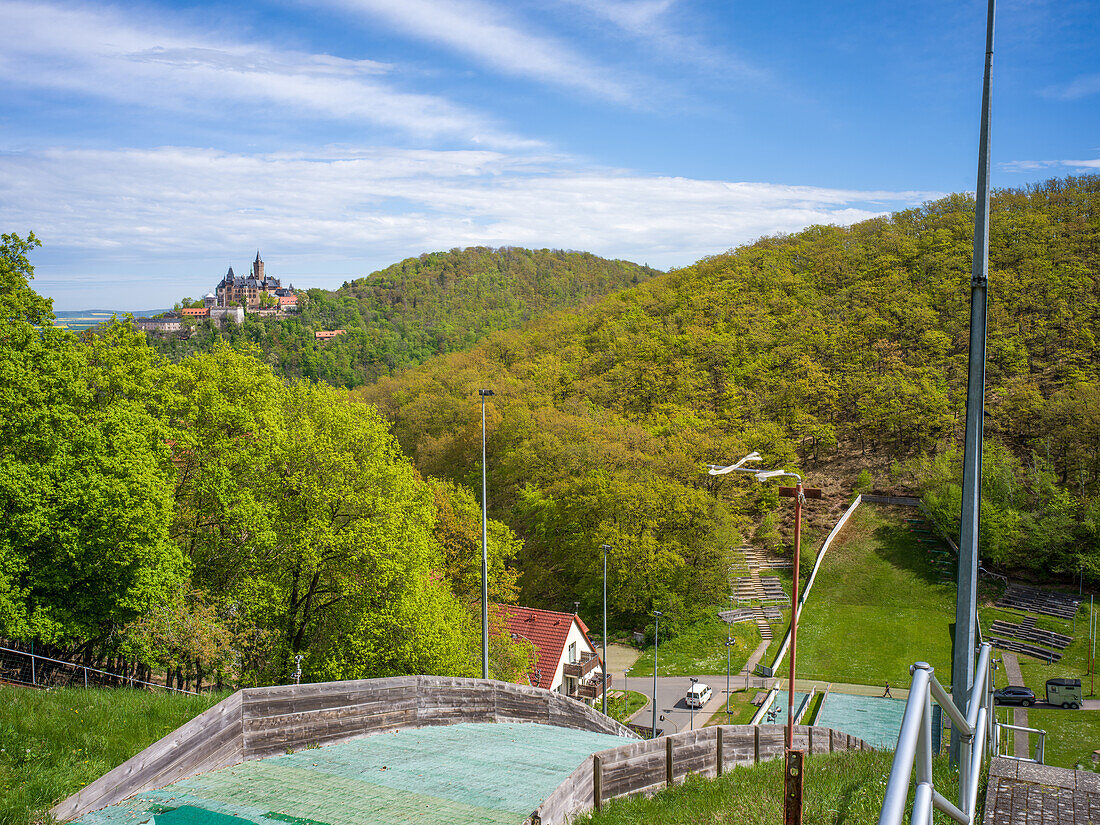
151 247 659 388
361 175 1100 623
1 237 525 687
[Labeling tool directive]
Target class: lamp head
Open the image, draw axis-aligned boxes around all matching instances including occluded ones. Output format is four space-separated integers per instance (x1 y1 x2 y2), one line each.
755 469 790 481
478 388 494 397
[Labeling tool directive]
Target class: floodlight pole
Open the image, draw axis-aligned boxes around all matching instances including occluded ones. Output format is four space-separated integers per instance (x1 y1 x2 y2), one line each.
601 543 611 714
953 0 995 765
727 594 734 720
479 388 495 680
652 610 662 738
709 458 817 825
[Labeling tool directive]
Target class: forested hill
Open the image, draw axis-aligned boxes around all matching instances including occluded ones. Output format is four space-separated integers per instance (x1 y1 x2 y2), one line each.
152 247 659 387
360 175 1100 628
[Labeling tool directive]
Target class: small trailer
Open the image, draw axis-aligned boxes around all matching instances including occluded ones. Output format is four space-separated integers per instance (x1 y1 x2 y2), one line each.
1045 678 1082 709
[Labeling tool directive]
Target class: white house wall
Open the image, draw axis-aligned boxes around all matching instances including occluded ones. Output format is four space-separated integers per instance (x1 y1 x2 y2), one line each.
548 620 602 694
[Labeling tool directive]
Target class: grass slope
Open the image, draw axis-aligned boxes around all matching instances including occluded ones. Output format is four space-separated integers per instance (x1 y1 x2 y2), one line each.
577 748 968 825
796 505 958 687
0 687 222 825
630 613 763 677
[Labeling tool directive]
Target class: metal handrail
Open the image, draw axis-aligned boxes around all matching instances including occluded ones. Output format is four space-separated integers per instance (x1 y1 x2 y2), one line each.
878 642 996 825
993 721 1046 763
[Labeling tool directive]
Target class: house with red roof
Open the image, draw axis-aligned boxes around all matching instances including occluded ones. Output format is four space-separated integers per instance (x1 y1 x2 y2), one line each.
493 604 610 705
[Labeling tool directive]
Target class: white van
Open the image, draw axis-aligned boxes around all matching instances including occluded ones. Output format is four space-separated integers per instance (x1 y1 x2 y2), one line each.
685 682 712 708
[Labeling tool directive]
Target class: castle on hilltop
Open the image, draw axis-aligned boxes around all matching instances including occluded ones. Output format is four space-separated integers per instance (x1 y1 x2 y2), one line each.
212 251 298 311
135 252 299 335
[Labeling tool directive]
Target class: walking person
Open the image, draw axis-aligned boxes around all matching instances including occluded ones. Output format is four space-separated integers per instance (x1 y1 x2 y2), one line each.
882 681 892 699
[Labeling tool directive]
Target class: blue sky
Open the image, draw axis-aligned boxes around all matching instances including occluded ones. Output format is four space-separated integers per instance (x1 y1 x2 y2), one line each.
1 0 1097 310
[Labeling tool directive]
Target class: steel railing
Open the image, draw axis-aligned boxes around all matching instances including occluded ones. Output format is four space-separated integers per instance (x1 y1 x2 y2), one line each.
993 721 1046 763
878 641 1050 825
879 643 994 825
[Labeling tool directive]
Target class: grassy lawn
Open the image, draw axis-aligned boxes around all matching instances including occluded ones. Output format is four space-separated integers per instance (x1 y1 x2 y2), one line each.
595 690 648 724
702 690 761 726
0 686 223 825
631 612 763 677
983 603 1090 694
577 748 970 825
795 506 959 687
984 601 1100 769
1025 707 1100 770
803 691 825 725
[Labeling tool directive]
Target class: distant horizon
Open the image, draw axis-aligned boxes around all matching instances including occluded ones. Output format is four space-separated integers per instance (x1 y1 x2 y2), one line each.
4 0 1096 309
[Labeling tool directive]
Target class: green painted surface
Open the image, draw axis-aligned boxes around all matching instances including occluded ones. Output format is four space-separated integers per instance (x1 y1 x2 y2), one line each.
814 692 907 749
75 723 627 825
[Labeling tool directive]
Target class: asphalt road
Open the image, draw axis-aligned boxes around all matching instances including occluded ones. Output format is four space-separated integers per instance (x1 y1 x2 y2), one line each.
624 673 755 734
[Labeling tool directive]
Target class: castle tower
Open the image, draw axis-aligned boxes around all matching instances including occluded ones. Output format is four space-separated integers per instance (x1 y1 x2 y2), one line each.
253 251 264 281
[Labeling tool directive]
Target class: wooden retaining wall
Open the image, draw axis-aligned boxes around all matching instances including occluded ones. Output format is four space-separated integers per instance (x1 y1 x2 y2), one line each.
531 724 870 825
51 676 636 822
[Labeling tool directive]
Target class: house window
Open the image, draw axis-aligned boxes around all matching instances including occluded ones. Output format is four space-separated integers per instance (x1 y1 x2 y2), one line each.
568 642 577 663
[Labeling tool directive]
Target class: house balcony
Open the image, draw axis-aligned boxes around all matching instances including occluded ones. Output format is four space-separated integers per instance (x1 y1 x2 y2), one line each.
562 653 601 680
570 673 611 701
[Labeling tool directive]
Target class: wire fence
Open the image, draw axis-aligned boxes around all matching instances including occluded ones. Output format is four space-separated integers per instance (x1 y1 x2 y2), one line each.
0 645 197 694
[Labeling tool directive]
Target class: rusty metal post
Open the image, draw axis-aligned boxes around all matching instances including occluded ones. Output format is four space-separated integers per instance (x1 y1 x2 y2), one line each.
785 482 805 825
784 748 805 825
785 482 803 750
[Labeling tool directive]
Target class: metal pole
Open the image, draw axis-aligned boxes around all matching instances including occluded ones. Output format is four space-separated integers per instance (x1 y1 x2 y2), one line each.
479 389 493 680
652 610 661 738
786 482 803 752
602 544 610 714
690 677 697 730
1092 596 1096 697
953 0 995 766
727 642 732 720
784 482 805 825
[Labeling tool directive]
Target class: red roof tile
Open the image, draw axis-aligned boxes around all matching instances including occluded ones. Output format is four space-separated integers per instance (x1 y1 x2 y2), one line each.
492 604 598 691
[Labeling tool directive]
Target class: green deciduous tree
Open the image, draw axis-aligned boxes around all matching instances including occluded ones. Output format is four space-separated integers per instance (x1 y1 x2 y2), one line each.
0 234 186 647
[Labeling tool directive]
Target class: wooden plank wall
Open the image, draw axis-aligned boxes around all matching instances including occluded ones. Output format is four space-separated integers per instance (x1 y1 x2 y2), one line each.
50 691 244 823
52 676 636 822
242 676 421 757
530 724 871 825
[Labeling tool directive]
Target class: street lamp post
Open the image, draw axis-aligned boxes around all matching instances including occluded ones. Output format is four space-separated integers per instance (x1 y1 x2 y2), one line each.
624 666 631 720
726 639 737 720
709 454 821 825
726 594 734 720
689 676 698 730
601 544 611 715
652 610 662 738
479 388 494 680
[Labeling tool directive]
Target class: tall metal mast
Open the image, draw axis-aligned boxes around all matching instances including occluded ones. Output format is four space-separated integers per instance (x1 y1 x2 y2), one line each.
952 0 995 762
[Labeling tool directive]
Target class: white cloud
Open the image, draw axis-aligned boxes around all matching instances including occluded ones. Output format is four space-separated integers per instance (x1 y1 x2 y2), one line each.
0 0 533 147
2 145 938 306
556 0 757 77
1001 158 1100 173
312 0 638 103
1042 74 1100 101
